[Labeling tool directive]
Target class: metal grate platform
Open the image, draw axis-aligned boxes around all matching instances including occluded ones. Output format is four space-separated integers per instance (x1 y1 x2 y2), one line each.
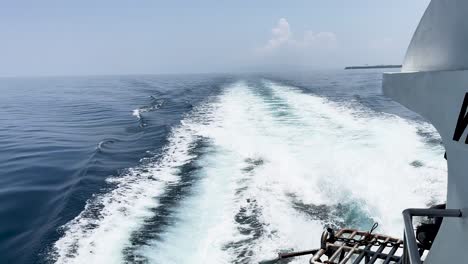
310 229 404 264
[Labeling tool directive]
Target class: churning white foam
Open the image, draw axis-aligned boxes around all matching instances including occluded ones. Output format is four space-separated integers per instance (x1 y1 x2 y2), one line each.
133 100 165 120
51 103 214 263
139 83 327 263
266 81 446 235
132 109 142 120
52 80 447 264
141 81 446 263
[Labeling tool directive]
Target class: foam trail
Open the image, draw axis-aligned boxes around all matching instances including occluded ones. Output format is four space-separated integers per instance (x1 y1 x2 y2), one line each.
132 100 164 121
52 80 446 264
141 81 446 263
266 81 447 235
141 83 325 263
132 109 142 120
50 103 213 263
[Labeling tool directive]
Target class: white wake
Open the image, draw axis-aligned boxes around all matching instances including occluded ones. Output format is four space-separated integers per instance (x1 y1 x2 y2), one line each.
51 81 446 264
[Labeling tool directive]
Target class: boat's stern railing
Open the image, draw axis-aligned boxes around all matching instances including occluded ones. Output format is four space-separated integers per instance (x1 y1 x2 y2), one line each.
402 208 462 264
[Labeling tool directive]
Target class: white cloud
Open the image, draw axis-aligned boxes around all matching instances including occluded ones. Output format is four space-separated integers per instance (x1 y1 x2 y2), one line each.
259 18 337 53
263 18 292 51
253 18 338 69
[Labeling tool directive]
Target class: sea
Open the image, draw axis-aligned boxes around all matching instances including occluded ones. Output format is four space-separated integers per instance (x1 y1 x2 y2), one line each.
0 70 447 264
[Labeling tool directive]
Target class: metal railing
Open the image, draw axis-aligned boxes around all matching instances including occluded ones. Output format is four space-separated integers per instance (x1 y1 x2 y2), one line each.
402 208 462 264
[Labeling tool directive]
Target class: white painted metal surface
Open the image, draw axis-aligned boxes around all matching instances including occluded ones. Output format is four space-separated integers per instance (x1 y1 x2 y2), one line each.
384 70 468 263
383 1 468 263
403 0 468 72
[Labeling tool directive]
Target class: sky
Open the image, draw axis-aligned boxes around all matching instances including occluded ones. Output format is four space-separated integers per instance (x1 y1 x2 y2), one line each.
0 0 431 77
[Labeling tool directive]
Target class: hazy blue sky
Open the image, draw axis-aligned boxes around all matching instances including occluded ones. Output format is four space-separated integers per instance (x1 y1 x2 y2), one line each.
0 0 430 77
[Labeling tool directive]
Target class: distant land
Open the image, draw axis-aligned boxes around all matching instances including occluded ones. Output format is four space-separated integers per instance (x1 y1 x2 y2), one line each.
344 65 402 70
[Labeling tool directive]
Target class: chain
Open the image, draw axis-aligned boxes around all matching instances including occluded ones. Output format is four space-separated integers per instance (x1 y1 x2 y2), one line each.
335 236 404 248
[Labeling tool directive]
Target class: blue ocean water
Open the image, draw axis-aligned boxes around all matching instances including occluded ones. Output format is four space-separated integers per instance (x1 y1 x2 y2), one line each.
0 71 446 264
